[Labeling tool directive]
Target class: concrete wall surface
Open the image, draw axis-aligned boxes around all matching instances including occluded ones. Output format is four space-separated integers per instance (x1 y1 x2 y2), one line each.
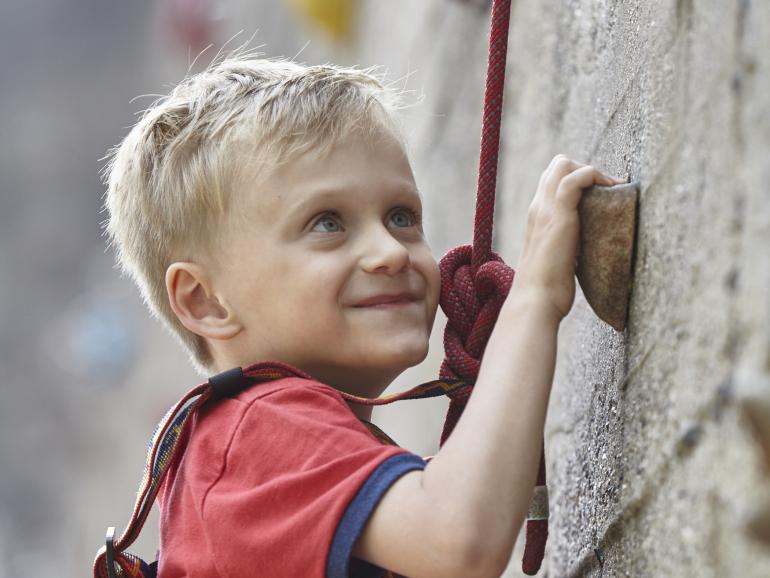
489 0 770 576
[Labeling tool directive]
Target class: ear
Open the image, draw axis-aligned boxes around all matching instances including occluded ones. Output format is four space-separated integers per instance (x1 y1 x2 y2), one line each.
165 262 243 341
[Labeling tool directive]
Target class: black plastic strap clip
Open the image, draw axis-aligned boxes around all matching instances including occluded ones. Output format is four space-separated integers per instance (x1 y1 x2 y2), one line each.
208 367 252 401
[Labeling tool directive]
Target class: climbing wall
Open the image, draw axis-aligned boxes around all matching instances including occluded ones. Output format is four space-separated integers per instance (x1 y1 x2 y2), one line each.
491 0 770 575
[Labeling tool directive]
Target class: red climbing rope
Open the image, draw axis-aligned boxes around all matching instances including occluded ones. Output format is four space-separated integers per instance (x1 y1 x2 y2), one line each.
436 0 548 573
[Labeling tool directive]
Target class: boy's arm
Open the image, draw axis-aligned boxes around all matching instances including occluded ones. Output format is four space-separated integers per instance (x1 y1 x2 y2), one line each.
352 156 624 578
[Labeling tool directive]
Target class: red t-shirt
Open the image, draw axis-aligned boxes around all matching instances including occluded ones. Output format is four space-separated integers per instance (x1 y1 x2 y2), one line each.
157 376 427 578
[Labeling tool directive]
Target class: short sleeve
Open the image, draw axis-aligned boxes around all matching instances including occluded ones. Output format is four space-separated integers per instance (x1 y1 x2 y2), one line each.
201 381 426 578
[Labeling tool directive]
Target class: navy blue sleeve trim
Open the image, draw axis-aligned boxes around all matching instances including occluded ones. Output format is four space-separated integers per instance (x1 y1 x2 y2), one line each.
326 452 427 578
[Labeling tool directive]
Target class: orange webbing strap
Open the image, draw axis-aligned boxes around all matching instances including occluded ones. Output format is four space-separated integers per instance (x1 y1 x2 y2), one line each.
94 382 209 578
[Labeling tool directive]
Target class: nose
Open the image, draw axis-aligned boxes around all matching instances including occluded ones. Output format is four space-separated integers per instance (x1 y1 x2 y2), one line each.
358 225 412 275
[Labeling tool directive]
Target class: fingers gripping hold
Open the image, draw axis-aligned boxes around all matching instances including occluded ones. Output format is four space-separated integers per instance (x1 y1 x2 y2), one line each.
541 156 584 203
516 155 624 321
555 165 617 210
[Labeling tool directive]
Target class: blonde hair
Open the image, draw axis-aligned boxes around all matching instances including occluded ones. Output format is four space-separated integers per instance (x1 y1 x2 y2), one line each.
102 54 409 375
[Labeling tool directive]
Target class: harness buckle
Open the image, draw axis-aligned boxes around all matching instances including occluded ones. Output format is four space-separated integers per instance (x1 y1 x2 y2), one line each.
105 526 118 578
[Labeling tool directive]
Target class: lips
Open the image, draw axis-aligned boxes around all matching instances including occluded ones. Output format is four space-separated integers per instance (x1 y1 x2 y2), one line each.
353 292 417 307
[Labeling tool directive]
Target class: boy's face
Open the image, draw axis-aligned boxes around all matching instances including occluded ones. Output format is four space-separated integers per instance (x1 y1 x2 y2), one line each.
212 129 440 395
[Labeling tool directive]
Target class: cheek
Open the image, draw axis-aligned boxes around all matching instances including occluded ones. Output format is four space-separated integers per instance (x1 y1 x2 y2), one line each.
295 256 351 304
422 260 442 331
418 251 442 307
430 263 441 299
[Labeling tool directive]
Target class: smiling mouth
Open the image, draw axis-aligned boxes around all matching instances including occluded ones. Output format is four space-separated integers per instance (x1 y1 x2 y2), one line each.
356 301 417 309
353 293 419 308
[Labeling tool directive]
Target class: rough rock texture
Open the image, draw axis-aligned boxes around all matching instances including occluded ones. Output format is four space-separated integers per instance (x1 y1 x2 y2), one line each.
492 0 770 575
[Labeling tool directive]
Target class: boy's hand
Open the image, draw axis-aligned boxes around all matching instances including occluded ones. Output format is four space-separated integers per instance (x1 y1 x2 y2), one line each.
510 154 624 321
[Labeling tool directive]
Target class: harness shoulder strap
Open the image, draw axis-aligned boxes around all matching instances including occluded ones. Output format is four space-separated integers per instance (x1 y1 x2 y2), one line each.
94 362 469 578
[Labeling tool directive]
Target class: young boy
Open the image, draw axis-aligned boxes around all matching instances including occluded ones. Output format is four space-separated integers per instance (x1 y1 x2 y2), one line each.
104 55 622 578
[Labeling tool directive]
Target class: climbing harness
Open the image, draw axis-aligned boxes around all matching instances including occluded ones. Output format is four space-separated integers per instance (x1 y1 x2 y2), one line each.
94 0 548 575
93 362 469 578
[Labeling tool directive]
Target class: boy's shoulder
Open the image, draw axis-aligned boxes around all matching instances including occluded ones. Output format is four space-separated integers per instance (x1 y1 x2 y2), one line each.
158 373 421 578
200 374 353 422
165 374 398 504
193 374 369 447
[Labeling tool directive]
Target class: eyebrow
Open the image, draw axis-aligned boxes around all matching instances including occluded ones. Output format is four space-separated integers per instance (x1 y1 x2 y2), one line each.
285 184 422 219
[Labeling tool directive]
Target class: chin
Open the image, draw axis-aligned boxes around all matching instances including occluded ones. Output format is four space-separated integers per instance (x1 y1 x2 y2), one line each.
370 340 429 373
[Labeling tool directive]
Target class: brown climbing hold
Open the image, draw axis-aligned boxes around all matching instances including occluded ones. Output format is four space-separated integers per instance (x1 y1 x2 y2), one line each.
737 370 770 470
736 369 770 544
746 502 770 545
576 181 640 331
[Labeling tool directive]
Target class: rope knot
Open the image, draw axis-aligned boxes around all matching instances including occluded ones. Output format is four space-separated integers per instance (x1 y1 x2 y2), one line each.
438 244 514 385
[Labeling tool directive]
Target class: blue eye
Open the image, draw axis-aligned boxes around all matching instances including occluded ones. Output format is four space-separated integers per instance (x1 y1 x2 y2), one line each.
390 208 419 228
311 214 343 233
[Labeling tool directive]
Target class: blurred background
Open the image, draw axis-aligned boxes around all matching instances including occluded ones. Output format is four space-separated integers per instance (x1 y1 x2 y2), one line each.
0 1 489 576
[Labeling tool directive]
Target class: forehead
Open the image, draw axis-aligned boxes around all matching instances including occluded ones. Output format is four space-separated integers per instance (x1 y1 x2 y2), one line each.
238 130 420 218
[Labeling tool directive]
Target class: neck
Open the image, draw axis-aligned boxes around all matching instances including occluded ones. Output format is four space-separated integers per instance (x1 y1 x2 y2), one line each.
210 353 397 422
302 366 396 423
347 402 375 422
